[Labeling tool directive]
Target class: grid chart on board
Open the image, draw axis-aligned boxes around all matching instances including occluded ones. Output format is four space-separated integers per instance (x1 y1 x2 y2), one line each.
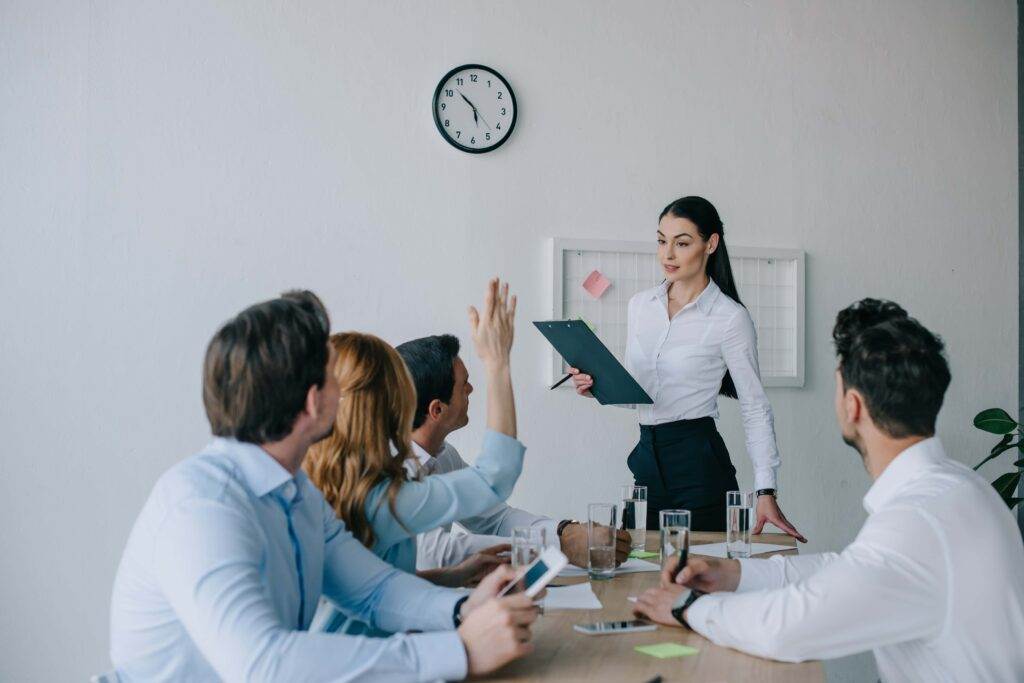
550 238 805 388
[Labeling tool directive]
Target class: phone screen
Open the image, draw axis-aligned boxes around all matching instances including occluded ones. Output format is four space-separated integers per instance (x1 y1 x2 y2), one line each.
578 619 653 633
499 558 551 597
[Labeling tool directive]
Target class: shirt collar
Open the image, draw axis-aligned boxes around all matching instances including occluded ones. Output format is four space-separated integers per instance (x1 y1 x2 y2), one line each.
209 436 299 501
651 278 720 316
862 436 947 514
410 440 435 469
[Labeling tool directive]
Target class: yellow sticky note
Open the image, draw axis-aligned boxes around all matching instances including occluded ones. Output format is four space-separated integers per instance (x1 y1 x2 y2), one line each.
634 643 700 659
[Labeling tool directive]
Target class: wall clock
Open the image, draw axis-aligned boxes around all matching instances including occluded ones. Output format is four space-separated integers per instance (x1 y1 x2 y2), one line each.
432 64 517 154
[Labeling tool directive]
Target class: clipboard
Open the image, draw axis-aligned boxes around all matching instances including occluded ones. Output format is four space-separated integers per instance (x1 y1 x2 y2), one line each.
533 320 653 405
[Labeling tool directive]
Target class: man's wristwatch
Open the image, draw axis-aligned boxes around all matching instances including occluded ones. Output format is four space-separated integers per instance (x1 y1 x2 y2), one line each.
556 519 580 537
755 488 776 498
670 589 704 629
453 595 470 627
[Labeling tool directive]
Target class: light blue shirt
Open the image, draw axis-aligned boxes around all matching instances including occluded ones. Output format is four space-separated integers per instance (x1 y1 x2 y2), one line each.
312 429 525 634
109 437 468 682
371 430 526 573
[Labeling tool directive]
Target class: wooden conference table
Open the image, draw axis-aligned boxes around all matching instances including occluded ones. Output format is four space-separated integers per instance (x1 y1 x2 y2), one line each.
488 531 823 682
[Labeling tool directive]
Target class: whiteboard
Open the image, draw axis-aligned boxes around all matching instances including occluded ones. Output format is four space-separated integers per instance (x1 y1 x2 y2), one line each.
550 238 805 388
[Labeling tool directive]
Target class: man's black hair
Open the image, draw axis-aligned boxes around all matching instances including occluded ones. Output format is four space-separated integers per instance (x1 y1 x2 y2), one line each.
395 334 461 429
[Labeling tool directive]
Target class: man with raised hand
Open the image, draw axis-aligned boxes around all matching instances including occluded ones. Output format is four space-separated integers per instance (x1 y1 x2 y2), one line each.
632 299 1024 681
397 333 630 574
109 287 537 682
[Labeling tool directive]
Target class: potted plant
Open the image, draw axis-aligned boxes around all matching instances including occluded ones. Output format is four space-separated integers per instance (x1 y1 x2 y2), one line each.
973 408 1023 509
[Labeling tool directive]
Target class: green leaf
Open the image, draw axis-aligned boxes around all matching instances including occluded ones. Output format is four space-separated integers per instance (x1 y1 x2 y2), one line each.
973 435 1019 470
991 471 1022 505
1005 498 1024 510
973 408 1018 434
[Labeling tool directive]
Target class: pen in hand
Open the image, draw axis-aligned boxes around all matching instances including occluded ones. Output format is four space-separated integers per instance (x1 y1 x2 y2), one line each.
670 530 689 583
550 373 573 390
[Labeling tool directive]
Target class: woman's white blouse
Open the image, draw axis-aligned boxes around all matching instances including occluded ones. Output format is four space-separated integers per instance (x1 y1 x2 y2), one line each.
625 279 780 490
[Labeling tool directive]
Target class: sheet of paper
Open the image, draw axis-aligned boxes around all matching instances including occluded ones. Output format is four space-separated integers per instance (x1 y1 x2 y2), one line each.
558 557 661 578
634 643 700 659
582 270 612 298
690 542 793 558
541 582 602 610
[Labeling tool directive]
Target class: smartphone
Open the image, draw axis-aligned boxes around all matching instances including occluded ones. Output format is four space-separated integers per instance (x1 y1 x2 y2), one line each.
573 619 658 635
497 546 569 598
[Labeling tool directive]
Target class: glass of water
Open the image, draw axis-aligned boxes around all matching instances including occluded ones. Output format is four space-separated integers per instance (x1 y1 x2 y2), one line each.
511 526 546 569
620 485 648 551
587 503 617 580
659 509 691 569
726 491 755 559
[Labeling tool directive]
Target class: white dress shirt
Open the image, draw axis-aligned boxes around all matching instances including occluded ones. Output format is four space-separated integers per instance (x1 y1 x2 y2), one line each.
625 279 781 490
409 440 559 570
110 438 467 682
686 437 1024 682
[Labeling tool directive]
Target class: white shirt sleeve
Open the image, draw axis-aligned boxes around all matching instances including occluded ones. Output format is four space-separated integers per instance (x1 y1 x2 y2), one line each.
735 552 841 592
415 527 509 570
721 309 781 490
685 507 946 662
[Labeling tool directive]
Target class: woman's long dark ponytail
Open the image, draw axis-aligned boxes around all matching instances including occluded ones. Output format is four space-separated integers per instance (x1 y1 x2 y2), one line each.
659 196 742 399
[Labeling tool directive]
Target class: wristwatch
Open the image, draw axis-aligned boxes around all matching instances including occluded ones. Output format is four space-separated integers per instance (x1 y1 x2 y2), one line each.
453 595 470 627
670 589 704 629
556 519 580 537
755 488 777 498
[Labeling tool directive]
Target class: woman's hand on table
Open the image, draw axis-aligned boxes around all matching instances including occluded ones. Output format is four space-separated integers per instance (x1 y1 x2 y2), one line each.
753 495 807 542
567 367 594 397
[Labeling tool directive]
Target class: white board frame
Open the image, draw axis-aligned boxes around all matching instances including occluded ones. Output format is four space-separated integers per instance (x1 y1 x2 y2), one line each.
549 237 805 388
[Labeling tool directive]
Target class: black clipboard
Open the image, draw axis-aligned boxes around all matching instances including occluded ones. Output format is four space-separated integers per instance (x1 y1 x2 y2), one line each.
533 320 653 405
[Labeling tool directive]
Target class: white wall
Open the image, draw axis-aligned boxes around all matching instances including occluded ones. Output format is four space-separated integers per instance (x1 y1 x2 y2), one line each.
1 1 1017 681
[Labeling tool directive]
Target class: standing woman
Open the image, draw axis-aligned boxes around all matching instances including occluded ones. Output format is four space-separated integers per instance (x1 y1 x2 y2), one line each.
570 196 804 539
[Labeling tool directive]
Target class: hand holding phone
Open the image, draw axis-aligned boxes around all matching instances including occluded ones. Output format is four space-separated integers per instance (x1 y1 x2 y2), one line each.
497 546 569 598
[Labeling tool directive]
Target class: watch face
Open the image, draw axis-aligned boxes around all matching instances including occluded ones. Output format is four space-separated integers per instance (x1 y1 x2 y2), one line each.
433 64 517 153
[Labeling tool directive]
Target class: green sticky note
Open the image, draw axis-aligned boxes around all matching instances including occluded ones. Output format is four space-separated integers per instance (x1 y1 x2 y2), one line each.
628 550 660 559
634 643 700 659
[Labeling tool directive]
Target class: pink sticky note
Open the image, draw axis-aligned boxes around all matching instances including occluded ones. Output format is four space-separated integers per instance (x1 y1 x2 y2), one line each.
582 270 612 299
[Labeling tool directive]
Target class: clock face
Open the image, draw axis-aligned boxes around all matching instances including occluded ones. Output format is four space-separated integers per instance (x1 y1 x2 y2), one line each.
433 64 517 154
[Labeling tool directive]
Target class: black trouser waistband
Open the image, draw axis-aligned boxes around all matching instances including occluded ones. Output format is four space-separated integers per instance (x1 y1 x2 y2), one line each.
639 416 717 445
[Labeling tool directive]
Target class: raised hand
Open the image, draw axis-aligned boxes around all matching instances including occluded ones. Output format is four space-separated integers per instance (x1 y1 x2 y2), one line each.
468 278 517 371
468 278 518 438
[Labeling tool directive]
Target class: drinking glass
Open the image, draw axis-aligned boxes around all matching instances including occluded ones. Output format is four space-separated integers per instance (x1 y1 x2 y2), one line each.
587 503 617 580
620 485 648 551
659 509 691 570
511 526 546 569
726 491 754 559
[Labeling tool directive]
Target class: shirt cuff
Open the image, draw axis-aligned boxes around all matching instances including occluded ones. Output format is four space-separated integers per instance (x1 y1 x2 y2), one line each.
680 593 716 636
736 557 787 592
753 467 777 491
408 631 467 682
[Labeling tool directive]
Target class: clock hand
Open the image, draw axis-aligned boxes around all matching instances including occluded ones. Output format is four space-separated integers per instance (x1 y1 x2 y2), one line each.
456 89 479 126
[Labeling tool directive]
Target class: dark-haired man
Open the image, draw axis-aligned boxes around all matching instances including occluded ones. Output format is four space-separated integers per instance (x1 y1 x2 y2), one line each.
397 335 630 570
109 288 538 682
633 299 1024 681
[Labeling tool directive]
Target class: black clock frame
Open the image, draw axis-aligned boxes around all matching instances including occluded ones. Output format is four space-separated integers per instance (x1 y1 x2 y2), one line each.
432 63 518 154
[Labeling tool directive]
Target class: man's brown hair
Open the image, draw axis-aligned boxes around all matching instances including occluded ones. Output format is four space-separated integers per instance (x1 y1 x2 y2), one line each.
202 290 330 444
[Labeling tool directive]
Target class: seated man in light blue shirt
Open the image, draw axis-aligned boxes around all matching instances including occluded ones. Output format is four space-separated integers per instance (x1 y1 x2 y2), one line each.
108 289 538 682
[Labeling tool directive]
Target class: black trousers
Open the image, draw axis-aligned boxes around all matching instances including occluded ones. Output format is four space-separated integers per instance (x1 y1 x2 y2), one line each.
626 417 739 532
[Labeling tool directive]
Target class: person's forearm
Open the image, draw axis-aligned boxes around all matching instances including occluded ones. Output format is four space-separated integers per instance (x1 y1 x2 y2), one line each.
485 363 516 438
417 567 464 588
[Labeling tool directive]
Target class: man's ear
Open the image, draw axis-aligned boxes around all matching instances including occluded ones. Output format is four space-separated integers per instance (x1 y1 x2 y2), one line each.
845 388 864 425
304 383 320 421
426 398 447 422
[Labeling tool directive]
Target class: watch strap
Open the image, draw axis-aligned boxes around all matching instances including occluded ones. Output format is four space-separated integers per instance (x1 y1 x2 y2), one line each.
755 488 777 498
670 589 704 629
556 519 580 537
